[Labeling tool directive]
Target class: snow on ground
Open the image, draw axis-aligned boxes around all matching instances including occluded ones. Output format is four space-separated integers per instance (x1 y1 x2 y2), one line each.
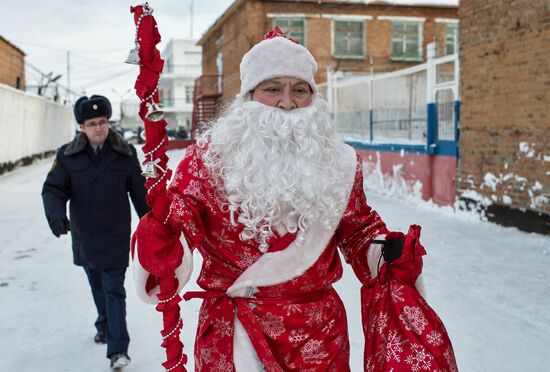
0 151 548 372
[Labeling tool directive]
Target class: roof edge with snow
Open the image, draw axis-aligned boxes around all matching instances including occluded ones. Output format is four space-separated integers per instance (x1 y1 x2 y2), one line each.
197 0 458 46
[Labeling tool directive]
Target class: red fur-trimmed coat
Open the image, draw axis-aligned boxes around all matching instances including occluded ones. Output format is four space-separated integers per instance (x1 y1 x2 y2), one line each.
133 143 457 371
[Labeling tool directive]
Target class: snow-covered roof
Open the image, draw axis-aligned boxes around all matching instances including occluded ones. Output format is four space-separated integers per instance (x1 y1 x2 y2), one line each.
198 0 458 45
337 0 458 5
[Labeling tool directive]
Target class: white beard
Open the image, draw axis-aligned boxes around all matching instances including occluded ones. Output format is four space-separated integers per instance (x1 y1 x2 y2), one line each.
198 96 350 250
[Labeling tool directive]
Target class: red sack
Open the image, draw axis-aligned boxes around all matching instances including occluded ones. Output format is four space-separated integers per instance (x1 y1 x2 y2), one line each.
361 225 458 371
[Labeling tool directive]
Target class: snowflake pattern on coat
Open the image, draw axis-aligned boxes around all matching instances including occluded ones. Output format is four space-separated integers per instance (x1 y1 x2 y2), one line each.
301 339 330 364
259 312 286 339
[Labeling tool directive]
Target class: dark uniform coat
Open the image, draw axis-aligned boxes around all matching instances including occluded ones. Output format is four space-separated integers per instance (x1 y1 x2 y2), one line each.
42 129 150 269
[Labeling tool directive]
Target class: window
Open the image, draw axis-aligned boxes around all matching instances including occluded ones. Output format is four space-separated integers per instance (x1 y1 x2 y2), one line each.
185 86 194 104
272 18 306 45
445 23 458 55
333 20 364 58
391 21 423 61
216 52 223 94
161 89 173 107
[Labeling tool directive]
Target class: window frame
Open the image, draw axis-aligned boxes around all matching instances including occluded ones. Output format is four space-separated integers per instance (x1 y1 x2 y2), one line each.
185 86 194 104
445 23 459 55
390 20 424 62
271 17 307 46
332 19 366 60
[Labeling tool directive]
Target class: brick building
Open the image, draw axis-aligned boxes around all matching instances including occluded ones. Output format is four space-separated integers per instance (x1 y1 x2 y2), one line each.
0 36 25 90
197 0 458 103
458 0 550 234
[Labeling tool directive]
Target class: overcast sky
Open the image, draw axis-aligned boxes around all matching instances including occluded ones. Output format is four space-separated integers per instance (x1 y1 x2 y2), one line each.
2 0 459 118
1 0 234 117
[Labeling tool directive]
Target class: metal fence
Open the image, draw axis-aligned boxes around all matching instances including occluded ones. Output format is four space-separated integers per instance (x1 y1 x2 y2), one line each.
322 42 459 154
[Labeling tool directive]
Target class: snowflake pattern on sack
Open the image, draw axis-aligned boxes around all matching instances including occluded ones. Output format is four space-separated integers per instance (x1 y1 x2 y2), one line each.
259 312 286 339
370 311 389 335
400 306 429 335
405 343 433 372
426 330 444 347
390 283 405 303
376 329 408 363
444 346 459 372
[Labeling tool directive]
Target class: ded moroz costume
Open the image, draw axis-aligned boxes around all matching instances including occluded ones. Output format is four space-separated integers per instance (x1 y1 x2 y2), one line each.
132 26 457 371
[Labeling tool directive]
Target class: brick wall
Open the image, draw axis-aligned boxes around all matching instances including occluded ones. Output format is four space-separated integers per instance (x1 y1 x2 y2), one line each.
199 0 457 101
0 37 25 90
201 1 264 103
458 0 550 219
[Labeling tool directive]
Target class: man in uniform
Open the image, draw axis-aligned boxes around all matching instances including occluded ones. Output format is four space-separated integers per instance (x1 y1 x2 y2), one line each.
42 95 149 369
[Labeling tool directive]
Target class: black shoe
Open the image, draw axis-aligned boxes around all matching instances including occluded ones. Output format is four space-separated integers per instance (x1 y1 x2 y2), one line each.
110 352 131 369
94 331 107 344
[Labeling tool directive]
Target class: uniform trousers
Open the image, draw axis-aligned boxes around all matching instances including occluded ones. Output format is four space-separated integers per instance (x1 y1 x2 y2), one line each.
83 266 130 357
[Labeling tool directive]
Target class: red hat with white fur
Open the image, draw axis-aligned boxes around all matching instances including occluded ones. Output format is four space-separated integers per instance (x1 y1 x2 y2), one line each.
239 26 318 96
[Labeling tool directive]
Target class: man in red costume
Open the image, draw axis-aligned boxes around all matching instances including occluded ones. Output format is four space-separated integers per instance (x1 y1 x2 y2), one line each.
133 27 456 371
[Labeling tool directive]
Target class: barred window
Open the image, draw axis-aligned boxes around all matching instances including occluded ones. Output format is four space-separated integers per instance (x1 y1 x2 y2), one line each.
185 86 194 104
272 18 306 45
333 20 364 58
391 21 422 61
445 23 458 55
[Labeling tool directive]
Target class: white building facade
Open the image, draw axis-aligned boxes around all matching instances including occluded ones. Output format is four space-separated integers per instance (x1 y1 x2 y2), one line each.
158 39 202 138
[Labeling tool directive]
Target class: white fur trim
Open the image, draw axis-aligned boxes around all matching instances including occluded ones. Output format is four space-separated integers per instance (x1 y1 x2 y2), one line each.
132 234 194 304
415 274 427 299
240 37 318 95
367 234 386 278
233 317 262 372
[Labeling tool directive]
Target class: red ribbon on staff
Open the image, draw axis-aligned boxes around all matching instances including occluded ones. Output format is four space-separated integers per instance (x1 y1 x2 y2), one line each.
127 3 187 371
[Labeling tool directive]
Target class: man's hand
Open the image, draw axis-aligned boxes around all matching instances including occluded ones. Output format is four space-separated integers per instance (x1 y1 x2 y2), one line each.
373 231 405 263
51 218 70 237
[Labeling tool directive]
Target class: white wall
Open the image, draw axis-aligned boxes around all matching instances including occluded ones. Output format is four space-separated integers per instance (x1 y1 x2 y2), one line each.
159 38 202 131
0 83 74 164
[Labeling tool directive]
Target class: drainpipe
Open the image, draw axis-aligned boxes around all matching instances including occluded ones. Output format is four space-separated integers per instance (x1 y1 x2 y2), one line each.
327 66 334 119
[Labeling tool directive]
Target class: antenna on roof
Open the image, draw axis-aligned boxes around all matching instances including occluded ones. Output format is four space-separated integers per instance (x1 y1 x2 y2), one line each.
189 0 194 38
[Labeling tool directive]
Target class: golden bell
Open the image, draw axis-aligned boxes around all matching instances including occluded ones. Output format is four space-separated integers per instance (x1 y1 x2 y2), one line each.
141 161 158 178
125 46 140 65
146 102 164 122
